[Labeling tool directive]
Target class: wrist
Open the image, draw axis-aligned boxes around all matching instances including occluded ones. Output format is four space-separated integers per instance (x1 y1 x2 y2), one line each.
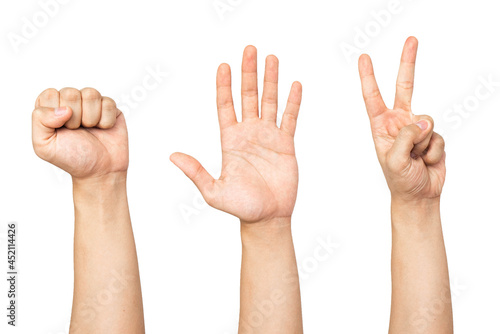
391 196 441 231
72 171 130 230
391 195 440 212
73 171 127 206
240 217 293 249
73 171 127 191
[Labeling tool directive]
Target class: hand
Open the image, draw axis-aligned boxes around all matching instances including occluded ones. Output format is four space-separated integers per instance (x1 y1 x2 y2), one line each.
32 88 128 180
358 37 446 203
171 46 303 223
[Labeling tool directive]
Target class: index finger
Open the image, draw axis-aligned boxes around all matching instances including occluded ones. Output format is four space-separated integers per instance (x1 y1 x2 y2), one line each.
216 63 237 130
358 54 386 119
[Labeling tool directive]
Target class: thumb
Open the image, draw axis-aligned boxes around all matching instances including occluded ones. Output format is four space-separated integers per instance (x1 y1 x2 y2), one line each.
411 116 434 156
170 152 217 203
388 122 427 169
32 106 73 158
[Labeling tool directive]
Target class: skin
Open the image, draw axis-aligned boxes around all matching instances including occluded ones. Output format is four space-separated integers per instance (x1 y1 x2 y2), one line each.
358 37 453 333
32 88 145 334
171 46 303 333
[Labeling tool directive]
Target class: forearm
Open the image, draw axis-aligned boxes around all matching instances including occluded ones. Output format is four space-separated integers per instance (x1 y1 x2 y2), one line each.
389 198 453 334
69 172 144 334
238 217 302 334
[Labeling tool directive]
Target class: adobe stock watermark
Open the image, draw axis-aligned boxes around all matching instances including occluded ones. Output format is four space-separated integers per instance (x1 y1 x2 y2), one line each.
178 192 210 224
213 0 244 21
68 269 137 333
7 0 71 54
176 104 286 226
115 64 169 118
237 235 340 333
296 235 340 281
436 74 499 140
340 0 416 64
409 277 467 333
45 269 136 334
177 107 287 225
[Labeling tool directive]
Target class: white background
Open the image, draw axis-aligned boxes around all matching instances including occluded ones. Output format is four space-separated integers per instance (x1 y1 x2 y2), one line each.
1 0 500 333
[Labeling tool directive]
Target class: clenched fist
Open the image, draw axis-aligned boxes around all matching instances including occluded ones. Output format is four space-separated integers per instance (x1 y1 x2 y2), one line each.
32 88 128 180
358 37 446 203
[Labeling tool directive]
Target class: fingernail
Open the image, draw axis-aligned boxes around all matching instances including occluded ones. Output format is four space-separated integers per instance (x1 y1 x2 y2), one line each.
55 107 67 116
416 120 428 131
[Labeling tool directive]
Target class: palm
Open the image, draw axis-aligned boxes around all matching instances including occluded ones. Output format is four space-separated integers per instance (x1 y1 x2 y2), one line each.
172 46 303 223
52 115 128 179
215 120 298 222
359 37 446 201
371 108 412 152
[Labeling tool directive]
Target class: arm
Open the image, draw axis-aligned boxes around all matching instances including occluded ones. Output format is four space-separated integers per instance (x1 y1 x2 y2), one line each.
239 218 302 333
171 46 303 333
71 173 144 333
32 88 144 334
358 37 453 333
390 200 452 333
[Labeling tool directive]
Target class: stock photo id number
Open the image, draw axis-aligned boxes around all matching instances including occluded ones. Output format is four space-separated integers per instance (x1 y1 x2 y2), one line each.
6 223 17 327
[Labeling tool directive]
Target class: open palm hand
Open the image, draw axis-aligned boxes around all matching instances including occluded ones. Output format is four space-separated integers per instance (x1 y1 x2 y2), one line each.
171 46 302 223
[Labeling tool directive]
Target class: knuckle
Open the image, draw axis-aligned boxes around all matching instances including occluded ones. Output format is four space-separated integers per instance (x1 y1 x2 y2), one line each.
99 118 114 129
396 81 414 90
396 80 414 90
429 133 445 152
434 132 444 144
435 138 445 151
435 134 445 145
283 112 297 123
262 96 277 105
426 153 441 165
396 80 414 89
60 88 81 102
82 117 98 128
241 89 258 98
39 88 58 101
99 123 112 129
65 121 80 130
218 100 234 110
363 90 381 102
102 97 117 109
81 87 101 101
193 164 205 181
